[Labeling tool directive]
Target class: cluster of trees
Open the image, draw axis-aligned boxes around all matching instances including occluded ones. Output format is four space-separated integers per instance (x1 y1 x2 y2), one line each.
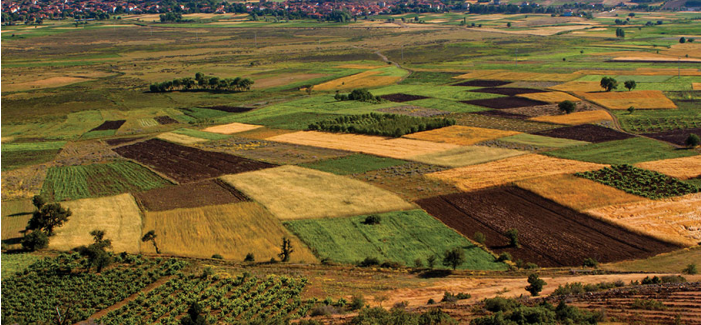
160 12 188 22
334 89 381 102
471 297 602 325
615 27 626 38
308 113 456 137
149 73 253 93
680 37 696 43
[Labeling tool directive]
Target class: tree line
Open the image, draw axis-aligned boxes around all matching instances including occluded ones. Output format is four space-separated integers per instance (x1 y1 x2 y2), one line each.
149 73 254 93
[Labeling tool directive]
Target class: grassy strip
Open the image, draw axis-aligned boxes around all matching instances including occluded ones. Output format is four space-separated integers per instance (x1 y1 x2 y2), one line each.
300 154 408 175
545 137 698 165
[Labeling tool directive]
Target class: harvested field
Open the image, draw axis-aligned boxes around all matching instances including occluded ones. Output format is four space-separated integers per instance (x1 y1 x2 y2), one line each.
51 194 142 253
694 82 701 91
314 70 401 91
635 156 701 180
267 131 459 159
408 145 526 168
498 133 590 148
104 137 147 146
404 125 520 146
416 187 680 267
463 97 549 109
452 80 510 87
113 139 276 183
196 137 352 165
1 164 49 201
154 116 179 125
142 202 317 262
470 87 547 96
202 106 255 113
233 127 296 139
351 162 460 201
643 128 701 146
529 110 613 125
155 132 207 145
202 122 264 135
577 90 677 110
455 70 577 82
377 105 450 117
299 154 408 175
427 154 606 191
220 165 414 220
134 179 248 212
534 124 635 143
171 128 230 141
550 81 602 93
514 174 647 211
90 120 126 131
379 93 430 102
518 91 581 103
285 210 505 270
586 193 701 246
473 110 529 120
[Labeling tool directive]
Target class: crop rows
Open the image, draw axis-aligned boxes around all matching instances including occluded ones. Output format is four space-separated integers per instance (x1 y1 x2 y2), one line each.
623 117 701 133
99 273 312 324
576 165 699 199
1 254 186 324
307 113 456 137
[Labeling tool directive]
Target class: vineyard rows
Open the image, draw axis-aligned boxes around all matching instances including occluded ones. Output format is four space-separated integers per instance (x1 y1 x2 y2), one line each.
576 164 699 199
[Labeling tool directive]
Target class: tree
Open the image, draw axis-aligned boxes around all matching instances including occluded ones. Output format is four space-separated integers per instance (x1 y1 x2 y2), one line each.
624 80 637 91
244 253 255 262
181 302 209 325
507 22 511 27
26 203 72 236
525 274 546 296
686 134 700 148
278 237 294 262
582 257 598 268
442 247 466 270
680 37 686 44
558 100 576 114
683 263 698 275
363 215 381 225
426 255 437 269
78 230 113 273
628 106 636 114
506 228 519 248
616 27 625 38
600 77 618 92
21 231 49 251
474 232 486 245
32 195 46 210
141 230 161 254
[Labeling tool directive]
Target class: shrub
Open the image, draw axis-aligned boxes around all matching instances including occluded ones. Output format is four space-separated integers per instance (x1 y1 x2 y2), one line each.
21 231 49 251
441 292 459 303
380 260 403 269
392 301 409 309
497 252 512 262
558 100 576 114
414 258 424 268
211 254 223 259
552 282 585 296
683 263 698 275
244 253 255 262
506 228 519 248
349 295 365 311
526 274 546 296
310 305 338 317
582 257 598 268
631 298 667 310
358 257 380 267
483 297 519 312
363 215 381 225
686 134 700 148
427 298 436 305
474 232 486 245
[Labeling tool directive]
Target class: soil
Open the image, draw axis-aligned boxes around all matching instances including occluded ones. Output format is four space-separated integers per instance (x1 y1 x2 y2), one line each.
534 124 635 143
643 128 701 146
90 120 126 131
154 116 179 125
501 101 600 118
416 186 680 267
134 179 248 212
378 105 450 117
379 93 430 102
113 139 276 183
462 97 549 109
203 106 255 113
470 87 548 96
451 80 510 87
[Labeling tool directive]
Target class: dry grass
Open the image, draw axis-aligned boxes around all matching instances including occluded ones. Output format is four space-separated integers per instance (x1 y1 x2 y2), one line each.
1 200 34 249
693 83 701 90
268 131 458 159
455 70 577 82
574 68 701 76
549 81 602 93
253 73 328 89
313 70 401 91
141 202 317 262
635 156 701 180
1 164 50 201
529 110 613 125
585 193 701 246
404 125 520 146
156 132 207 145
202 123 264 135
427 154 606 191
576 90 677 110
3 77 92 92
518 91 581 103
220 165 414 220
514 174 647 211
51 194 142 253
408 145 526 167
235 127 296 139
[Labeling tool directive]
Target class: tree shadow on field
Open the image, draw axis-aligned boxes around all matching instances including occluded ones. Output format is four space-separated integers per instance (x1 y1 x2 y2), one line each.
416 269 453 279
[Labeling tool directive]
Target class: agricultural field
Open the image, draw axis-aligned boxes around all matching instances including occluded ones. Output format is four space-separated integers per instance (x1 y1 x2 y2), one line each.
534 124 635 143
403 125 520 146
497 133 590 148
546 137 699 165
202 122 264 135
528 110 613 125
350 162 461 201
307 113 456 138
635 155 701 180
0 253 41 280
134 180 249 212
576 165 699 200
1 200 35 250
299 154 408 175
576 90 677 110
1 140 65 171
408 145 526 167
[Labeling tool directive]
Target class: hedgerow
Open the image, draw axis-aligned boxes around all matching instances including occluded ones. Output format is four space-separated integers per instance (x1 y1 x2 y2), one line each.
308 113 456 137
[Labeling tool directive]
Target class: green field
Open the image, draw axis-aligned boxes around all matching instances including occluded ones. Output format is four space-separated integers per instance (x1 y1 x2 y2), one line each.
1 149 62 171
300 154 408 175
172 128 230 140
1 253 41 280
1 141 67 152
41 161 173 201
576 165 699 199
284 209 506 270
545 137 699 165
499 133 590 148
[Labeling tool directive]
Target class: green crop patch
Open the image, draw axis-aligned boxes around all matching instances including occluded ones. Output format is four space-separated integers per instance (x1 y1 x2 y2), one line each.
499 134 590 148
300 154 408 175
41 161 172 201
284 209 506 270
171 128 230 141
545 137 698 165
308 113 456 137
1 253 40 280
576 165 699 199
1 141 66 152
1 150 61 171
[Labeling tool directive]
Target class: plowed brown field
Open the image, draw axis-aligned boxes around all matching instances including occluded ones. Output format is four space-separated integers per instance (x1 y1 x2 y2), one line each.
134 180 248 212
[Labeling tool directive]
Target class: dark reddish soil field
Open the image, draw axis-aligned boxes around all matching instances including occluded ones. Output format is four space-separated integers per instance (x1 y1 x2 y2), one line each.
91 120 126 131
204 106 255 113
534 124 635 143
643 128 701 146
113 139 276 183
470 87 548 96
463 97 549 109
154 116 179 125
473 110 529 120
133 179 248 211
416 187 680 267
104 137 147 146
452 80 510 87
379 93 430 102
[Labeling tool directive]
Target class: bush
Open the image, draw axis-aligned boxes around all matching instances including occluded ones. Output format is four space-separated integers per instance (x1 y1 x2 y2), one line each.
211 254 223 259
244 253 255 262
427 298 436 304
631 298 667 310
441 292 459 303
582 257 598 268
686 134 700 147
349 295 365 311
505 228 519 248
363 215 381 225
483 297 520 312
310 305 338 317
21 231 49 251
558 100 576 114
474 232 486 245
358 257 380 267
380 260 403 269
683 263 698 275
414 258 424 268
497 252 511 262
526 274 546 296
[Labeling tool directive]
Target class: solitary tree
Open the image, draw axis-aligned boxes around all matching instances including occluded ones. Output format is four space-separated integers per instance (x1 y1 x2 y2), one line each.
506 228 519 248
558 100 576 114
78 230 113 273
278 237 294 262
680 37 686 44
181 302 209 325
624 80 637 91
26 203 72 236
507 22 511 27
683 263 698 275
686 134 700 148
600 77 618 92
442 247 466 270
628 106 636 114
525 274 546 296
141 230 161 254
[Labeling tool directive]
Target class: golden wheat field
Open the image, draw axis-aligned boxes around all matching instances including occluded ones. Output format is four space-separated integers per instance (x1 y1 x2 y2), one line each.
408 145 526 168
50 194 143 253
268 131 458 159
549 81 602 93
518 91 581 103
156 132 207 145
577 90 677 110
455 70 577 82
141 202 318 262
403 125 520 146
202 123 264 135
514 174 647 211
635 156 701 180
220 165 414 220
693 83 701 90
528 110 613 125
427 154 606 191
313 70 402 91
585 193 701 246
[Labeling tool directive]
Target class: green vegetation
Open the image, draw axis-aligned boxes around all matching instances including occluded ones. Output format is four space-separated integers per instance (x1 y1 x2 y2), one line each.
81 129 117 139
334 89 380 102
631 299 667 311
172 128 230 140
299 154 408 175
558 100 576 114
0 253 41 279
600 77 619 92
551 280 624 296
620 116 701 133
576 165 699 199
526 274 546 296
149 73 253 93
499 134 589 148
308 113 456 137
545 137 698 165
284 210 506 270
1 141 67 152
1 149 62 171
41 161 172 201
472 298 600 325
